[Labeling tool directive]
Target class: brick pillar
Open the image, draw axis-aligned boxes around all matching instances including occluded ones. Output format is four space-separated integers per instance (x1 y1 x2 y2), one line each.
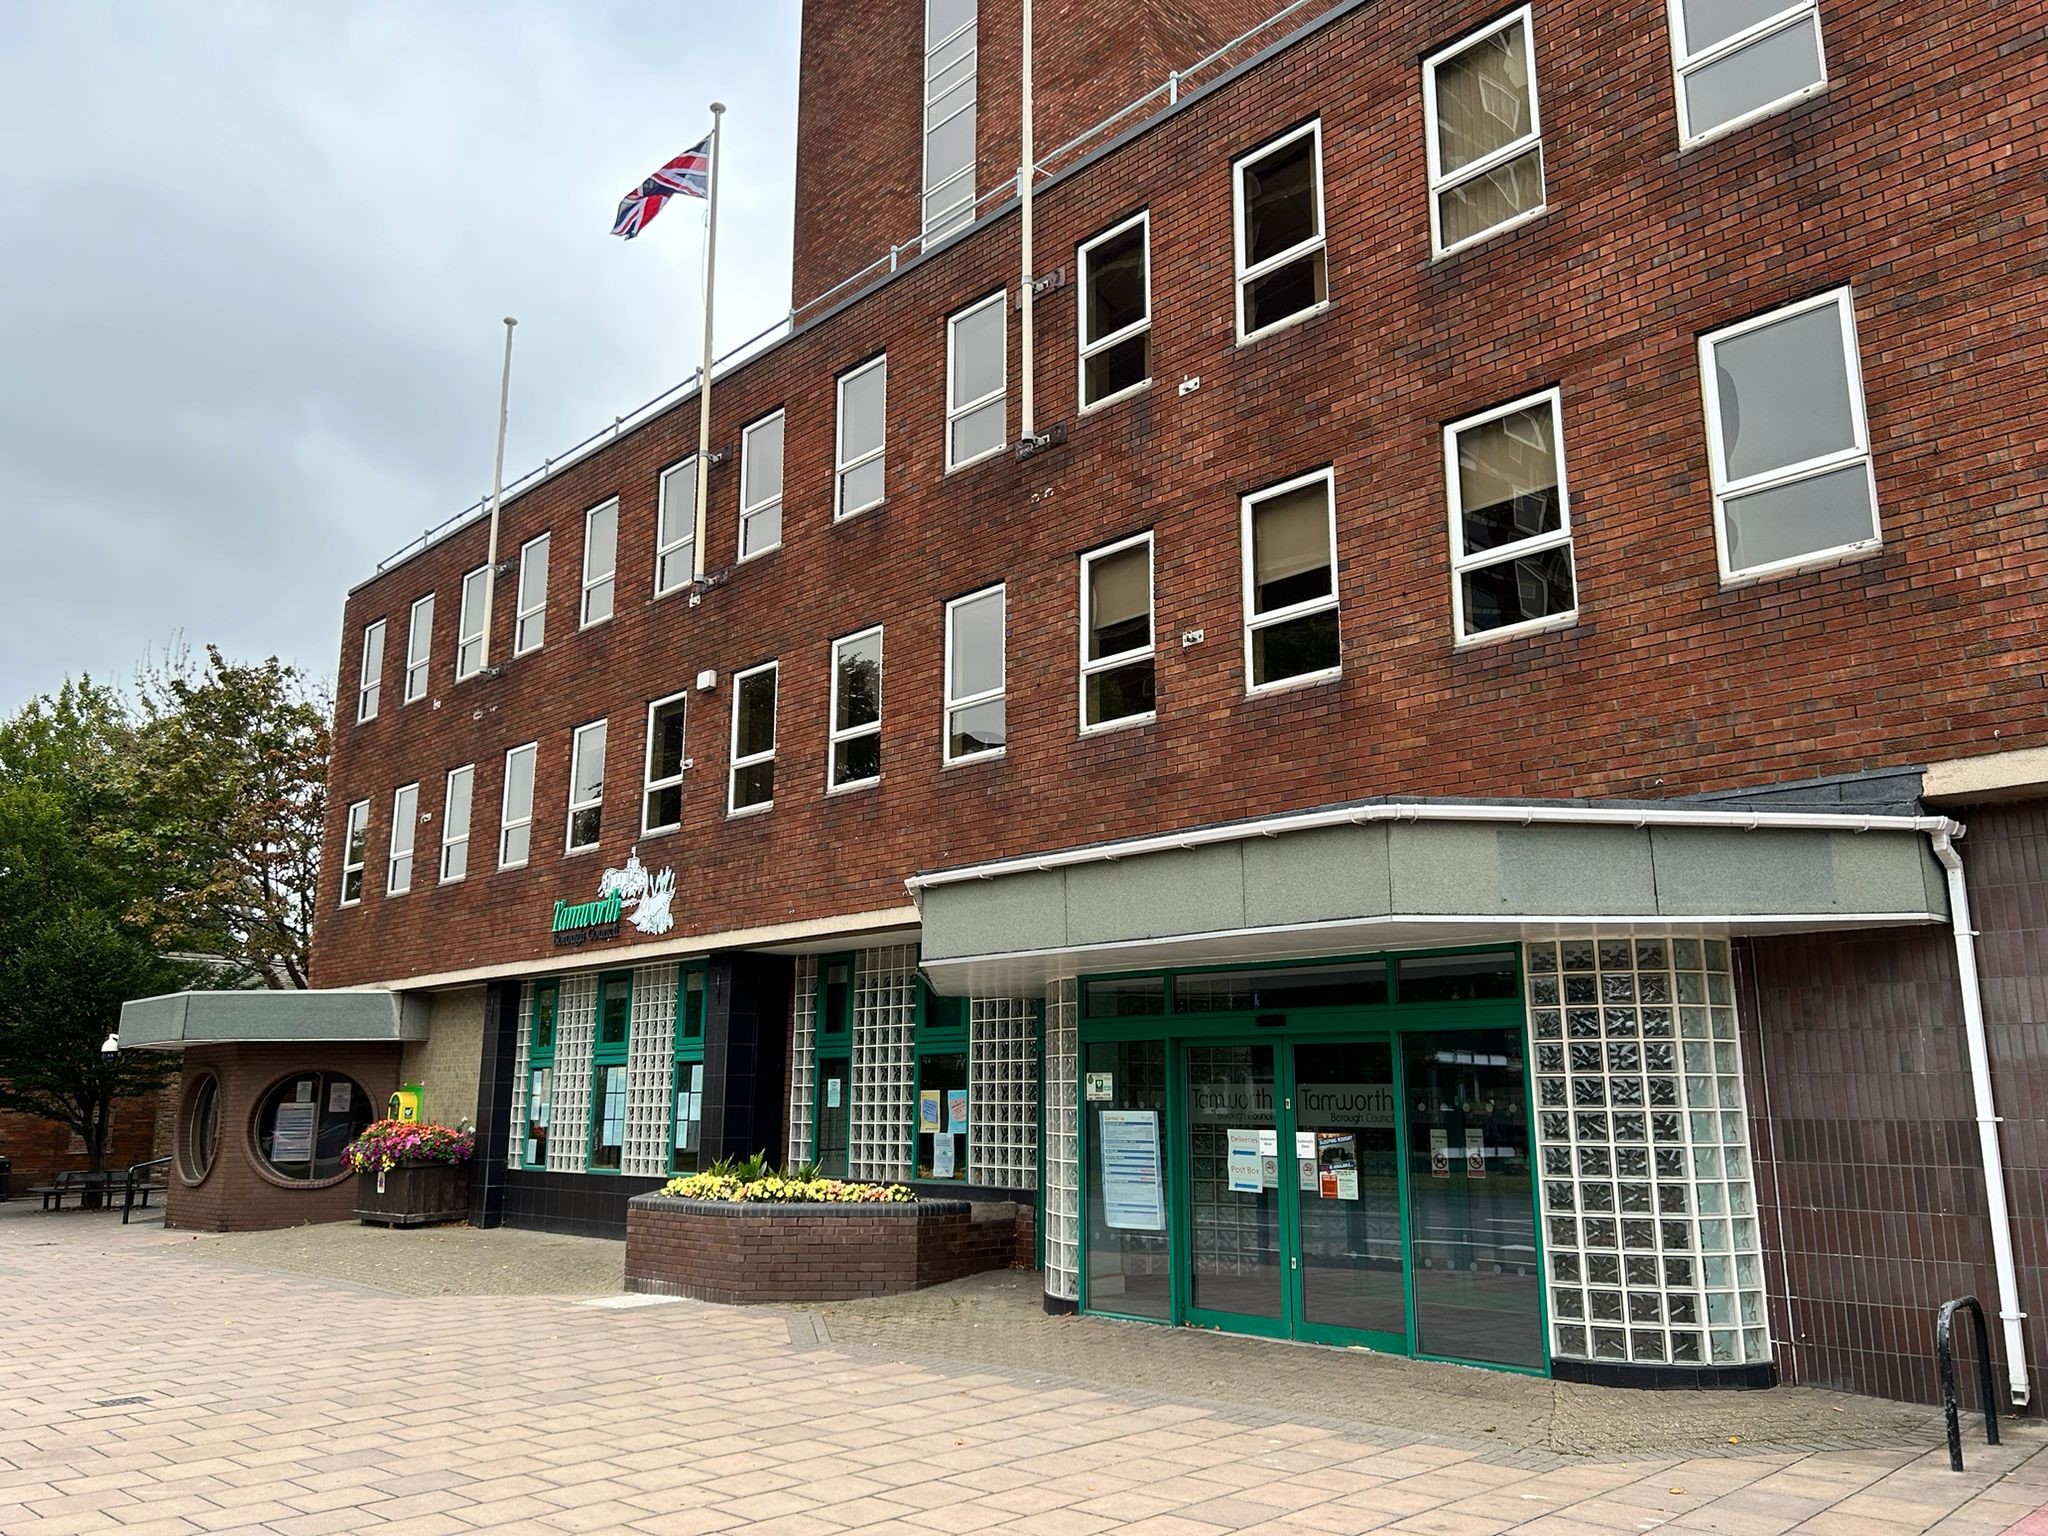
702 953 793 1166
469 979 522 1227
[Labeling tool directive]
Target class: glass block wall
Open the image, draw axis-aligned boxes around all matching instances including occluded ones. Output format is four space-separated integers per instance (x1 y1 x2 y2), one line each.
506 982 532 1170
1528 937 1770 1368
547 973 596 1174
786 955 819 1167
1044 977 1080 1301
622 964 678 1177
969 997 1038 1188
851 945 919 1181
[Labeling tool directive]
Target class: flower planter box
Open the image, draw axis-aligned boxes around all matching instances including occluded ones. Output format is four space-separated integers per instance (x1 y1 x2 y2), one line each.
624 1194 1023 1303
354 1161 470 1228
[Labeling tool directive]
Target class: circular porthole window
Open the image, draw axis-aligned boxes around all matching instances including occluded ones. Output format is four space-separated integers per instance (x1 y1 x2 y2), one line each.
251 1072 371 1183
179 1073 222 1184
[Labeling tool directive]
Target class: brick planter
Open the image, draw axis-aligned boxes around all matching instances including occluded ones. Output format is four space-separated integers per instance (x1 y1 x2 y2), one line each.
354 1161 470 1228
624 1195 1020 1303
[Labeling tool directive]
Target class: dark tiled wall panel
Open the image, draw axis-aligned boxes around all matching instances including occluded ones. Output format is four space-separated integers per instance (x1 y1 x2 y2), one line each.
1743 803 2048 1410
317 0 2048 990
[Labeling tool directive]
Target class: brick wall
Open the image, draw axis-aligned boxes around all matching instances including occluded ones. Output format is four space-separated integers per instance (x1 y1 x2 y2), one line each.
165 1043 402 1233
625 1195 1022 1301
1741 802 2048 1409
317 0 2048 991
0 1092 168 1194
790 0 1275 306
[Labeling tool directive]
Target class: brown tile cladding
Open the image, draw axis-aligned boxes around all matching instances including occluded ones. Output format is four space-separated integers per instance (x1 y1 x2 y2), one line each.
316 0 2048 991
624 1195 1026 1302
1742 802 2048 1410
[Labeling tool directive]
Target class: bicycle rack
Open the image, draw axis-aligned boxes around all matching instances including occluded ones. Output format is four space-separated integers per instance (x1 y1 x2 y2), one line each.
1935 1295 2001 1471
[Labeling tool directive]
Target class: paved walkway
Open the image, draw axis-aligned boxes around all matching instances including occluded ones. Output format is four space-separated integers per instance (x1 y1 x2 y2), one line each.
4 1208 2046 1535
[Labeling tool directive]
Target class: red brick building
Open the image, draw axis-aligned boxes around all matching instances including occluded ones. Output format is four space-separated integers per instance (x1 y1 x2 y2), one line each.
158 0 2048 1406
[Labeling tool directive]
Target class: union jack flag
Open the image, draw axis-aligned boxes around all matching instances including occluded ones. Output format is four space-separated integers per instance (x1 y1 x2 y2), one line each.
612 137 712 239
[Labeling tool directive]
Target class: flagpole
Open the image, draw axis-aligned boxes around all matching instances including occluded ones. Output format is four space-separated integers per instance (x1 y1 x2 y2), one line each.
479 316 518 670
1018 0 1036 447
691 102 726 582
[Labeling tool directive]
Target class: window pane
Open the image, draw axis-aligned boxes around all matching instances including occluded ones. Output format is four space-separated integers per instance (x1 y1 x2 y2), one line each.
1253 609 1340 686
1399 952 1519 1002
1683 15 1823 136
442 838 468 883
1085 659 1155 727
951 302 1004 406
571 724 606 806
732 760 775 809
671 1062 704 1174
1457 403 1561 556
950 398 1005 464
444 770 471 846
1176 962 1388 1012
649 700 686 782
948 698 1006 758
585 503 617 584
835 634 883 730
1083 977 1165 1016
1251 483 1333 613
1713 300 1857 481
833 734 881 785
742 502 782 555
599 981 630 1045
1087 543 1150 660
502 822 530 866
1242 134 1318 265
841 456 886 512
1721 462 1876 572
460 567 486 638
1084 224 1146 345
948 590 1004 699
645 783 681 830
1680 0 1802 55
1461 547 1576 633
408 597 433 666
736 671 776 758
928 0 975 46
917 1051 968 1179
1085 334 1150 404
841 364 886 460
926 95 976 182
592 1064 626 1169
1434 21 1533 175
657 462 697 590
1245 251 1327 334
504 751 535 823
744 416 784 508
1437 146 1544 248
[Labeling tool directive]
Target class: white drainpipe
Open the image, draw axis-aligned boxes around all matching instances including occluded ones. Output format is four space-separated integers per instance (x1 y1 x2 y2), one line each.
1931 827 2031 1407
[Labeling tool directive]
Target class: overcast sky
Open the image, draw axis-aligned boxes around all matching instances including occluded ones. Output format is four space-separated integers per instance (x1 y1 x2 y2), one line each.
0 1 800 711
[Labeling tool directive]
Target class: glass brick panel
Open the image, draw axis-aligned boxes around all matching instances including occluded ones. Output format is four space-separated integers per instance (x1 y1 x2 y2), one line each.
850 946 918 1182
506 982 532 1171
968 996 1037 1188
547 974 597 1174
1044 977 1080 1301
787 956 819 1167
622 965 678 1177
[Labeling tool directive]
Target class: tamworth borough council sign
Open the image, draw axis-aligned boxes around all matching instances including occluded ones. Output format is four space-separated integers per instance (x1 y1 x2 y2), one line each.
551 852 675 946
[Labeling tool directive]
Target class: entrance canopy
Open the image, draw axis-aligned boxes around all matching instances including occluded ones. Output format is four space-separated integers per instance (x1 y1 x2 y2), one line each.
911 797 1953 996
117 988 428 1051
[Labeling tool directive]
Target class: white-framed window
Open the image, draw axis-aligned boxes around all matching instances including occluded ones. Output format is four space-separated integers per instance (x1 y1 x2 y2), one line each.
642 693 688 834
456 565 488 680
836 357 888 519
729 662 778 814
387 782 419 895
339 799 368 906
580 498 618 627
1445 389 1577 643
566 719 606 853
356 620 385 723
1233 120 1328 343
946 294 1006 471
944 584 1006 763
739 411 785 562
514 533 549 656
655 457 698 596
828 627 884 791
1241 468 1340 691
1669 0 1827 148
923 0 978 244
440 764 473 884
1077 213 1151 411
1080 533 1155 731
403 594 434 704
499 741 537 869
1700 287 1877 582
1423 8 1546 257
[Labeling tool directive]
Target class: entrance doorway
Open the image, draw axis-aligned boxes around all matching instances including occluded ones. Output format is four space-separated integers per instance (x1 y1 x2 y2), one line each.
1080 954 1543 1372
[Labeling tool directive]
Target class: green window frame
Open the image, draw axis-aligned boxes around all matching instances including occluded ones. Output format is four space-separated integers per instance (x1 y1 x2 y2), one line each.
522 981 558 1170
811 954 856 1176
588 971 633 1173
914 984 970 1182
670 962 708 1174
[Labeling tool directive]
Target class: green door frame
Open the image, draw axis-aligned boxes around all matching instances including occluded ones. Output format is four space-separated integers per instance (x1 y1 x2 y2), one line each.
1074 944 1548 1375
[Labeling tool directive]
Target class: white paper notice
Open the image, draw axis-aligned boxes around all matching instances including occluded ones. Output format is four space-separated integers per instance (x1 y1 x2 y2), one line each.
1295 1131 1316 1159
272 1102 317 1163
933 1134 956 1179
1334 1167 1359 1201
327 1080 352 1113
826 1077 842 1109
1226 1128 1262 1194
1257 1129 1278 1158
1298 1158 1317 1192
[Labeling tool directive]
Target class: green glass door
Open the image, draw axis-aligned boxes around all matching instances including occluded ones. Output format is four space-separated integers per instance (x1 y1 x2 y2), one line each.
1183 1042 1287 1333
1289 1040 1406 1350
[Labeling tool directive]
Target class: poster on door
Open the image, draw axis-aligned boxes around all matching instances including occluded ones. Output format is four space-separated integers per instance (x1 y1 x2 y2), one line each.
1100 1110 1165 1231
1429 1127 1450 1178
272 1102 317 1163
1465 1128 1486 1179
1315 1131 1358 1200
1226 1128 1263 1193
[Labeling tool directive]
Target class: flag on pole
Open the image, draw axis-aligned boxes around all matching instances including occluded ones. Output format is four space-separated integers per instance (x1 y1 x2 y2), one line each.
611 137 712 239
